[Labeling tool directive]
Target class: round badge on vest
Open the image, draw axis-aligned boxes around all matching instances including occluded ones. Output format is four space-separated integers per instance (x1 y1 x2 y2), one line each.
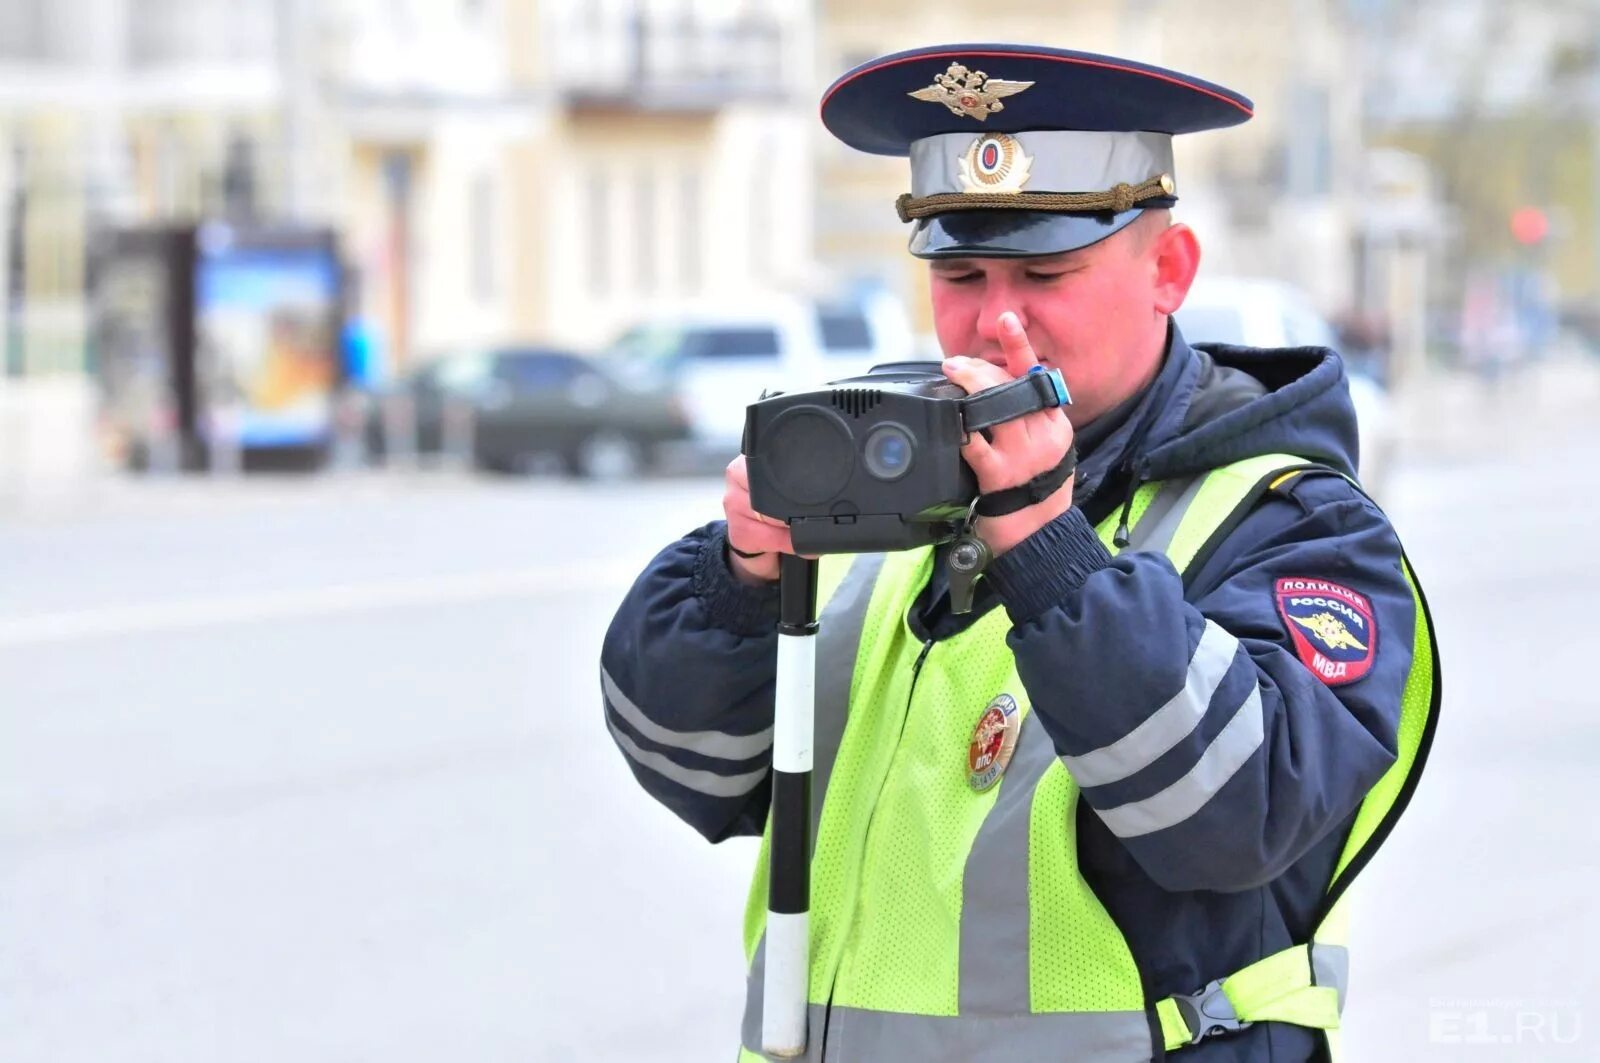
967 694 1021 791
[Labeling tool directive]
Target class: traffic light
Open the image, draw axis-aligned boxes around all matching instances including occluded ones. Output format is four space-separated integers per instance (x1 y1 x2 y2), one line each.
1510 206 1549 246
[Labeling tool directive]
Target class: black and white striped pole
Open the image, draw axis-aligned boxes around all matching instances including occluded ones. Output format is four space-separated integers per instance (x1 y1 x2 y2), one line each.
763 552 818 1058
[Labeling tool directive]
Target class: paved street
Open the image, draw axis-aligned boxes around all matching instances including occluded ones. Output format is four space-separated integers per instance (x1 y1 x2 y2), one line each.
3 415 1597 1060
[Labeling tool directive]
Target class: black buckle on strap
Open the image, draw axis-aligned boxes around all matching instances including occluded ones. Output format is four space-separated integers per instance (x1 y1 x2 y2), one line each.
1172 979 1252 1044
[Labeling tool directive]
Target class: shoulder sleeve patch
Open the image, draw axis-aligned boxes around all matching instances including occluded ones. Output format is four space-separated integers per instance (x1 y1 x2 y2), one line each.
1274 577 1377 686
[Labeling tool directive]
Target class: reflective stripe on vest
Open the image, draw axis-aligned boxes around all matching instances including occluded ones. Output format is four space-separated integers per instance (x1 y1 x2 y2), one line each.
741 933 1152 1063
739 453 1439 1062
1150 457 1438 1056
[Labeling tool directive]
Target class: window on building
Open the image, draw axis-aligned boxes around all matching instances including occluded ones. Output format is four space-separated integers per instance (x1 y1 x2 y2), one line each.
635 171 656 294
155 125 188 219
586 170 610 297
1286 84 1332 198
680 170 702 292
221 133 258 219
471 172 496 302
749 140 768 282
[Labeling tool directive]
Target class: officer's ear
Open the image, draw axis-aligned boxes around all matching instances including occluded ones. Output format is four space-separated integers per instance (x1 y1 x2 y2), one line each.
1151 222 1201 316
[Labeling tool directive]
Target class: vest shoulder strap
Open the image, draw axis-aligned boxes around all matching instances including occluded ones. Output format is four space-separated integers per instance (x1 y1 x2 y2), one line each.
1161 453 1330 581
1095 453 1332 578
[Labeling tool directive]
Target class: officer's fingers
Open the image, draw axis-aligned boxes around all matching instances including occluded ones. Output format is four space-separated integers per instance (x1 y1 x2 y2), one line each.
726 454 749 491
985 415 1033 455
941 355 1013 396
996 312 1040 377
960 430 1004 485
989 408 1072 481
1013 408 1073 470
725 455 788 528
725 481 784 529
741 522 795 554
1044 405 1075 450
723 477 757 522
722 467 748 517
941 355 1003 393
727 511 792 555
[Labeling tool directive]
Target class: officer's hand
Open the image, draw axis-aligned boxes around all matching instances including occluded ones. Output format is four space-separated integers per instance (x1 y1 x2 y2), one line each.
941 312 1076 557
722 454 792 584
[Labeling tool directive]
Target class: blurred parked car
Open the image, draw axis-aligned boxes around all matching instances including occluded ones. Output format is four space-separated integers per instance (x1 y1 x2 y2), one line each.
365 346 689 479
604 290 921 456
1174 277 1396 497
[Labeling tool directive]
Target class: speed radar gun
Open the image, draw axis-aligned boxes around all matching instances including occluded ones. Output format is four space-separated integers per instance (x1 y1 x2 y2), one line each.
743 361 1072 1056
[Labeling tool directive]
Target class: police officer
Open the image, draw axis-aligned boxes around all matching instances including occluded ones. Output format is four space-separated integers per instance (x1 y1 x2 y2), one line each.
601 43 1440 1062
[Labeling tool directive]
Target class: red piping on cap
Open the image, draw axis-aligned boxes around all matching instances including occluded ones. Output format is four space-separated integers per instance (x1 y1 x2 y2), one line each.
820 49 1254 121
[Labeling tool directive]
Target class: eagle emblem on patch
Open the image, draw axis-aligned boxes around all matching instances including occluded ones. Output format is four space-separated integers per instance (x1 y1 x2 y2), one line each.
967 694 1021 791
1275 578 1377 686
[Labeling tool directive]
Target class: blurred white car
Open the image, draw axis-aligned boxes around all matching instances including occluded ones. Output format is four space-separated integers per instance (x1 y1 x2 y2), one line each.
604 290 920 459
1174 277 1395 498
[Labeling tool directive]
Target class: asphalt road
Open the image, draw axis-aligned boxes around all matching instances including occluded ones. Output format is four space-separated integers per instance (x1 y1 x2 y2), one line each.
2 442 1596 1061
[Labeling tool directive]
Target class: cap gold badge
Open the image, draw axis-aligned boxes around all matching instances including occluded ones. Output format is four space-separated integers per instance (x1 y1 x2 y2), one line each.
968 694 1021 792
909 63 1034 122
958 133 1032 194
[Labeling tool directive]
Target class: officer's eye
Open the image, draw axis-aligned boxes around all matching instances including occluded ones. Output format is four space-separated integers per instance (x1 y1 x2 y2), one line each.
937 271 983 285
1024 271 1069 283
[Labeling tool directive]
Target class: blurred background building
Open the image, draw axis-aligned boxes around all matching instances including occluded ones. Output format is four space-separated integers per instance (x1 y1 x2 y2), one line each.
1363 0 1600 379
0 0 1596 485
0 0 818 371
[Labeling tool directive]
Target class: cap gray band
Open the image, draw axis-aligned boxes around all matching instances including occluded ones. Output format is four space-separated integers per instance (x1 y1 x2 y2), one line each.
909 130 1175 198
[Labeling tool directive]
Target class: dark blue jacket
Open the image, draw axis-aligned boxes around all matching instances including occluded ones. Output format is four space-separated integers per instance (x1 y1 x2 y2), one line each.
601 325 1418 1062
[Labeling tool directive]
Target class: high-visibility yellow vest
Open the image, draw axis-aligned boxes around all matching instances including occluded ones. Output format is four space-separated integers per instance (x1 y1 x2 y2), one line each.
737 454 1440 1061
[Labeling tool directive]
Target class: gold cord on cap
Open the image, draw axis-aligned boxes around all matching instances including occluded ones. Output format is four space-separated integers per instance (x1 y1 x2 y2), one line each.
895 174 1175 224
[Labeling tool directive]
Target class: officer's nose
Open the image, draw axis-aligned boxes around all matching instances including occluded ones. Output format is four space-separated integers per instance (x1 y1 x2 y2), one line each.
975 285 1028 356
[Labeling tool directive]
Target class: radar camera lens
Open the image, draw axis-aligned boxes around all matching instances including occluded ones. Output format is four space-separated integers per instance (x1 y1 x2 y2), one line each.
863 424 914 481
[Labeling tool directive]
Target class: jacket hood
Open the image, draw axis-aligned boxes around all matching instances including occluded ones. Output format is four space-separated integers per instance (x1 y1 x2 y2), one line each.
1077 323 1360 508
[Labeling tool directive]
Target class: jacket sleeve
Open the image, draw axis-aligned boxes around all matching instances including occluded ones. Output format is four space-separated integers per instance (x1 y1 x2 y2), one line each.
600 521 780 843
983 472 1416 893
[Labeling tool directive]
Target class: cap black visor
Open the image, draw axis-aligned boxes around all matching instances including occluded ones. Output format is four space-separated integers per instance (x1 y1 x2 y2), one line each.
908 206 1160 259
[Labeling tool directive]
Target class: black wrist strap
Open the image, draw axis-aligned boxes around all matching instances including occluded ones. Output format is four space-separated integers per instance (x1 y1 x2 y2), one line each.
974 446 1079 517
960 367 1071 433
